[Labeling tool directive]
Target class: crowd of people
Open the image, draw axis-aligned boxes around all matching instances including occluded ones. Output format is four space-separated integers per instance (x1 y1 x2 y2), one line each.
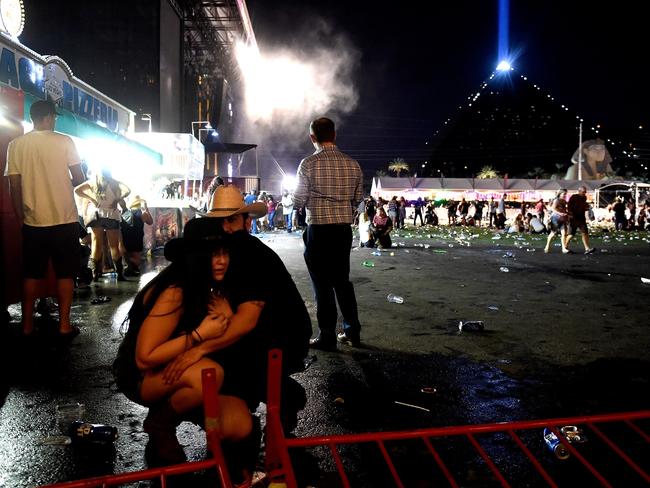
348 190 648 251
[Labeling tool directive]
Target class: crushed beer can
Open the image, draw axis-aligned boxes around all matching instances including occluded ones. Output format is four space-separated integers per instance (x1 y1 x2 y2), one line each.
543 426 587 460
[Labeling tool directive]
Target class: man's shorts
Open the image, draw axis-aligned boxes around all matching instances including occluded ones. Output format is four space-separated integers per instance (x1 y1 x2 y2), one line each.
568 218 588 236
22 222 80 279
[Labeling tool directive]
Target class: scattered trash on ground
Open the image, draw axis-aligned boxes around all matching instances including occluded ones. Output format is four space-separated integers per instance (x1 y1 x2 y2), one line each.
459 321 485 332
90 296 111 304
361 261 375 267
69 421 118 445
420 387 437 394
499 266 510 272
387 294 404 304
487 306 499 311
394 401 430 413
37 435 72 446
543 425 587 460
56 403 85 431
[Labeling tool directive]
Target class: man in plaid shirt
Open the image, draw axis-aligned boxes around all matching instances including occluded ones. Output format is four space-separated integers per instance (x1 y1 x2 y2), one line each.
293 117 363 350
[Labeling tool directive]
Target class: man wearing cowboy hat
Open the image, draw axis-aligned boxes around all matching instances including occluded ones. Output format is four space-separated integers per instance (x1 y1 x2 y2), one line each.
163 185 311 432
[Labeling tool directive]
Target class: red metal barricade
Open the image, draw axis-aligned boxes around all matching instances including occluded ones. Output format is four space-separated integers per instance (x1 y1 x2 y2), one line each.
264 350 650 488
41 350 650 487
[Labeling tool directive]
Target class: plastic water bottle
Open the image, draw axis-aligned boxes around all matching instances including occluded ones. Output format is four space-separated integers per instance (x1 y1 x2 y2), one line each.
361 260 375 267
69 421 118 445
387 294 404 304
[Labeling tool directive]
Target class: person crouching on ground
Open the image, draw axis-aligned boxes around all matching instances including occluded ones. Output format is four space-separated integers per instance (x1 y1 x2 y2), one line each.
112 233 255 466
372 206 393 248
358 211 374 248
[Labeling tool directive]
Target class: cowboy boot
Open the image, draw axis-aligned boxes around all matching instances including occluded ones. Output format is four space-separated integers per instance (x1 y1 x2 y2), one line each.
92 259 103 282
114 259 126 281
143 401 186 466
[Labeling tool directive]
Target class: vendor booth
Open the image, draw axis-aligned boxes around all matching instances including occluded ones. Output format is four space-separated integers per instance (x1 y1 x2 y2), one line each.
0 27 162 308
126 132 206 251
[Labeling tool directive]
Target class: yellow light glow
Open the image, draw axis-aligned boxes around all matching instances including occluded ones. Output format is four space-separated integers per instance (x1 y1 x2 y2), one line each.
237 41 316 120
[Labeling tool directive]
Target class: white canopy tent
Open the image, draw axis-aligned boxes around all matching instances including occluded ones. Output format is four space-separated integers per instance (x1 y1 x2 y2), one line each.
371 177 630 203
594 181 650 208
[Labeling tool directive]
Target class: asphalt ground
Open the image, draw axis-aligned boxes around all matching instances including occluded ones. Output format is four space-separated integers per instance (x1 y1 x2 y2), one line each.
0 225 648 487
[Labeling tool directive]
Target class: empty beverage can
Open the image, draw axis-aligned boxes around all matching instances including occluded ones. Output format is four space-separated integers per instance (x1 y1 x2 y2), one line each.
543 428 570 460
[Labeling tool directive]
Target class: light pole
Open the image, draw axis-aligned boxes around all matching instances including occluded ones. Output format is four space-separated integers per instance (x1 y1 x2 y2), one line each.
141 113 152 133
191 121 211 139
578 120 583 181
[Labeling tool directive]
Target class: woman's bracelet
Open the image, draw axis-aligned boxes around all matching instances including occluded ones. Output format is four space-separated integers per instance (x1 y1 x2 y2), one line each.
192 328 204 344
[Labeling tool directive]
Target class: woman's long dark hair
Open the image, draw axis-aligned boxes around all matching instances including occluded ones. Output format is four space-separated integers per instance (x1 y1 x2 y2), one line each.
121 246 220 339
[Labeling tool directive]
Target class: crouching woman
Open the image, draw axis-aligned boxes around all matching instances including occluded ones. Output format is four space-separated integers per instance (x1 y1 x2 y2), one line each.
113 233 255 464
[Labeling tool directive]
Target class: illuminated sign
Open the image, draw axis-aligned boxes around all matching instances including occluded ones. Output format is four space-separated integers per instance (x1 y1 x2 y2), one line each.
0 38 131 132
0 0 24 38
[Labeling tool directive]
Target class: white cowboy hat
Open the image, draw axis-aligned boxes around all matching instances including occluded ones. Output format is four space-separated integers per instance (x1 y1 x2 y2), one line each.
206 185 267 218
129 195 147 209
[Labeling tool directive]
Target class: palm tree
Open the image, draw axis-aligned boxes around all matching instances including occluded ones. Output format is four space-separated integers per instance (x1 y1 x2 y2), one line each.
477 165 498 179
388 158 409 177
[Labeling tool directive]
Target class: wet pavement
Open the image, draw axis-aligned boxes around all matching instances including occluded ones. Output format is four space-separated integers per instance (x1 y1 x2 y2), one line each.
1 227 649 487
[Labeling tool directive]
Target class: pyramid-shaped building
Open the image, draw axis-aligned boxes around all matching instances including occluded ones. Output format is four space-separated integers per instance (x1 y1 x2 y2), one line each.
426 71 589 178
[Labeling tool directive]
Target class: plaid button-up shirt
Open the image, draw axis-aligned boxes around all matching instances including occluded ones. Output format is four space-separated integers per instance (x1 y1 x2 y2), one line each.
293 145 363 225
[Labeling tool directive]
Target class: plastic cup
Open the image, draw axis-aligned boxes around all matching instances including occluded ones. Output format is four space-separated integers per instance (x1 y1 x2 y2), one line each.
56 403 86 432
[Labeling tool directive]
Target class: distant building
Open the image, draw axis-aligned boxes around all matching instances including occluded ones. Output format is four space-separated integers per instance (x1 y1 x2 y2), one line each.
425 70 648 181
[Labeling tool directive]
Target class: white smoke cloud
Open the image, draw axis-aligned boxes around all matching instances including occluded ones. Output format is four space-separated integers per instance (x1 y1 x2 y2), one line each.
236 19 360 159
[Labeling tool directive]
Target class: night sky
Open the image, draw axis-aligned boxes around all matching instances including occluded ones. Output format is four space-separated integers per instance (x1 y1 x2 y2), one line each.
15 1 649 176
247 0 649 172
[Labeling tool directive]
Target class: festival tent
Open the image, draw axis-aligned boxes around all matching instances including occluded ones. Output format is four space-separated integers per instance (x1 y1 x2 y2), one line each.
371 177 637 203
